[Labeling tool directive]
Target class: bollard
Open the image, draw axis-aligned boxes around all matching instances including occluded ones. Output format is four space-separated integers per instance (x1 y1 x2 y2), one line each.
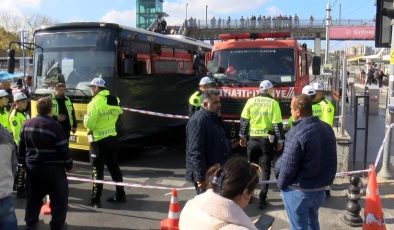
342 175 363 227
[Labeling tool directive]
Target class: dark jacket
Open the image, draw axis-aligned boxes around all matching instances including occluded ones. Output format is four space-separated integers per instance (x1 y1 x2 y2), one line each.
18 115 72 170
275 116 337 190
185 108 230 182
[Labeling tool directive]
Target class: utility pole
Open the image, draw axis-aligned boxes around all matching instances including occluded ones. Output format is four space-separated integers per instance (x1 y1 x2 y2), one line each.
340 50 347 136
378 20 394 179
325 0 331 65
339 3 342 25
206 5 208 29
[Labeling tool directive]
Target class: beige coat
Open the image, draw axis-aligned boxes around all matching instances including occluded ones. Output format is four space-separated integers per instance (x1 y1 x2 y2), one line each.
179 189 258 230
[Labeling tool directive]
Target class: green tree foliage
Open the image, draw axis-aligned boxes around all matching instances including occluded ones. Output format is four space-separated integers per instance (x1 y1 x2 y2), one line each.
0 27 19 56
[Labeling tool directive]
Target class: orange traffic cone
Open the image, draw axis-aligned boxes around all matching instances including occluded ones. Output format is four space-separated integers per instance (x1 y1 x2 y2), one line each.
40 195 51 215
362 165 386 230
160 188 180 230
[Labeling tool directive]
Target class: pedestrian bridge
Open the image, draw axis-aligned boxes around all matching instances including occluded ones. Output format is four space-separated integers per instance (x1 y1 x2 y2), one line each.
164 17 375 53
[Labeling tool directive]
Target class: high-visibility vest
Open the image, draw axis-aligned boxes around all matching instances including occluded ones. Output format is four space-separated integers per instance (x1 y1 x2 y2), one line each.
240 95 282 137
189 90 201 107
84 90 123 141
51 95 74 127
0 107 10 132
9 109 28 144
319 99 335 126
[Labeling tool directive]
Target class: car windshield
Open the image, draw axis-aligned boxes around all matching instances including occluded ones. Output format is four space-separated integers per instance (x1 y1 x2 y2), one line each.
212 48 295 86
33 29 115 97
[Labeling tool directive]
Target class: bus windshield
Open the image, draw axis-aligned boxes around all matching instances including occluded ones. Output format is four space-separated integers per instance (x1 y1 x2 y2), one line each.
212 48 295 86
33 29 115 96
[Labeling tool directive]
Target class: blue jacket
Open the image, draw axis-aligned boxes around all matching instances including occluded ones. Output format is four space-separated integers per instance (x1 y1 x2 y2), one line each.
185 108 230 182
275 116 337 190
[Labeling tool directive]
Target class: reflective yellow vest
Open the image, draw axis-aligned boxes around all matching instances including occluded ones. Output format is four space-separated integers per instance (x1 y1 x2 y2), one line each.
319 99 335 126
0 107 10 132
9 109 28 144
240 95 282 137
51 95 74 127
286 103 322 129
84 90 123 141
189 91 201 107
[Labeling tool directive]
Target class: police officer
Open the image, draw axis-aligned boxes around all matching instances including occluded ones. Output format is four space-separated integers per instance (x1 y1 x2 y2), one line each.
188 76 213 117
312 82 335 126
239 80 285 209
0 89 11 132
84 78 125 208
286 85 322 129
9 92 29 198
311 82 335 198
51 83 77 140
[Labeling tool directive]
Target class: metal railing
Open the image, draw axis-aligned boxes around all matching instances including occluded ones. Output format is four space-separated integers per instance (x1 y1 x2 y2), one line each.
175 18 374 31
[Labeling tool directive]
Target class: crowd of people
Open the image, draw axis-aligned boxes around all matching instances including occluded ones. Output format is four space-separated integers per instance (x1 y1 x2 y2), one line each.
185 79 337 229
202 14 314 29
0 72 338 229
0 77 125 230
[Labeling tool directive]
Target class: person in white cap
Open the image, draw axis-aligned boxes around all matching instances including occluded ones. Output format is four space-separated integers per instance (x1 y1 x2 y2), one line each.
188 76 213 117
84 78 125 208
311 82 335 127
286 85 322 129
239 80 284 209
8 92 29 198
0 89 11 132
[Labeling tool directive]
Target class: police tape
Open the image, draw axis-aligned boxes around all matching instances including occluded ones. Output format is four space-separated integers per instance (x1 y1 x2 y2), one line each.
67 123 394 189
121 107 240 123
67 176 194 191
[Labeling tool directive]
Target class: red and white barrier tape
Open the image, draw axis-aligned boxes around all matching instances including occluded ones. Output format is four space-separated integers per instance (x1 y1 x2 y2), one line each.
121 107 240 123
67 176 194 191
67 120 394 189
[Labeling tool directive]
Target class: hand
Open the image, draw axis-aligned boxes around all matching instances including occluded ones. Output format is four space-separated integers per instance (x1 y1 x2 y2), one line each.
276 143 283 151
57 114 66 122
230 139 239 149
239 136 247 147
71 127 77 133
196 181 204 188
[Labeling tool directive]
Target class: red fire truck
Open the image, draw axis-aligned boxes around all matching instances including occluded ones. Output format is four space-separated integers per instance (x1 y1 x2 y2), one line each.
206 32 321 139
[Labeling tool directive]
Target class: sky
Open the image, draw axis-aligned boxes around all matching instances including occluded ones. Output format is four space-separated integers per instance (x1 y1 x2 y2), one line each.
1 0 376 50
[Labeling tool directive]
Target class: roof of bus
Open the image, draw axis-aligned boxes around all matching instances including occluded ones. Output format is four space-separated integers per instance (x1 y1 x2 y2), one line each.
35 22 212 51
212 39 303 51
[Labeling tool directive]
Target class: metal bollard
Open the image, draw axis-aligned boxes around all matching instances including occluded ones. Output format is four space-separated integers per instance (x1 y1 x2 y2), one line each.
342 175 363 227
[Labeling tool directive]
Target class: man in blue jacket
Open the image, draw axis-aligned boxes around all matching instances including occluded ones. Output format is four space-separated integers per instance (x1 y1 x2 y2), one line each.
185 89 230 194
275 94 337 230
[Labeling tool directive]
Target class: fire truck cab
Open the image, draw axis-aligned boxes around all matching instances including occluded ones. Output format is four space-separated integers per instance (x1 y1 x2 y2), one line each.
206 32 321 140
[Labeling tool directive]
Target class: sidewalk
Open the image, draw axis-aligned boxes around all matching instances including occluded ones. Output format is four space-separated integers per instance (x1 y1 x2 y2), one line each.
247 81 394 229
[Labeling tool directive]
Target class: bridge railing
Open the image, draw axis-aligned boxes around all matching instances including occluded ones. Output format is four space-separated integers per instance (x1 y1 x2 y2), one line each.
176 18 374 31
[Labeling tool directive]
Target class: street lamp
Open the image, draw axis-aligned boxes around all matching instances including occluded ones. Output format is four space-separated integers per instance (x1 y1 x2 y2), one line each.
186 3 188 22
206 5 208 28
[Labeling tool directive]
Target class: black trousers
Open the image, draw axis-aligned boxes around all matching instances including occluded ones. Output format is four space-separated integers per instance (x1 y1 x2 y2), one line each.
25 166 68 230
89 136 124 200
247 138 275 200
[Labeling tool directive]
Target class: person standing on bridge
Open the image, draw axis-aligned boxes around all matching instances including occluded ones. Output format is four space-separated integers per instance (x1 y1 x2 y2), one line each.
188 76 213 117
84 78 125 208
239 80 285 209
275 94 337 230
186 89 230 195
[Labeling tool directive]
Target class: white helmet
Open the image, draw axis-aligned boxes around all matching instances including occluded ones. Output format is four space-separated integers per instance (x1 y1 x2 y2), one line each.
302 85 316 96
199 76 213 85
311 82 324 91
0 90 8 98
259 80 273 90
14 92 28 102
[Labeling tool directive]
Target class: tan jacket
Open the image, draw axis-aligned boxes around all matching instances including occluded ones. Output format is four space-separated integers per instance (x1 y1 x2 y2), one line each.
179 189 258 230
